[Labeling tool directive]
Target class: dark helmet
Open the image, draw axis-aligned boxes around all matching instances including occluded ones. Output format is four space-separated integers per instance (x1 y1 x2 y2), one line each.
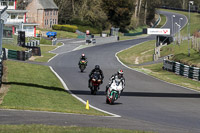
95 65 100 70
117 69 123 79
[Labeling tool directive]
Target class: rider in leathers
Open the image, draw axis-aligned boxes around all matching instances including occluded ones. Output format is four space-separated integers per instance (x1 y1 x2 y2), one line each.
88 65 104 89
78 54 87 66
106 69 125 94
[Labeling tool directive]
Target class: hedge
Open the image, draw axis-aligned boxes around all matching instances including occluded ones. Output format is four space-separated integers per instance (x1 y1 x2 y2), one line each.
52 25 78 32
52 24 102 34
78 25 102 34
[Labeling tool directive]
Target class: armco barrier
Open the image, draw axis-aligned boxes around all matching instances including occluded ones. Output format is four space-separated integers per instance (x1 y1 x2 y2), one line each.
163 59 200 81
124 32 143 36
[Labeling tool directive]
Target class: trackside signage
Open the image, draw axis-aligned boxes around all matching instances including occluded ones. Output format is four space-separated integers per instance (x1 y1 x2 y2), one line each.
147 28 170 35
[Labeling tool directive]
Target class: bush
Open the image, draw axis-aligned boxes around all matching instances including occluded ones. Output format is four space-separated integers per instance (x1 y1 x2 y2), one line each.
69 18 93 27
78 26 102 34
52 25 78 33
52 24 101 34
52 25 62 30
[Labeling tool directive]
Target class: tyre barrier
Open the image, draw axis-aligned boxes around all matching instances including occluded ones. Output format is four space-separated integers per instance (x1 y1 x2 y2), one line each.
7 49 32 61
31 47 41 56
24 40 40 48
163 59 200 81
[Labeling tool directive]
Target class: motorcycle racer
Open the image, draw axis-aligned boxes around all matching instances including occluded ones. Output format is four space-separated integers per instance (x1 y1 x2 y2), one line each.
106 69 125 94
88 65 104 89
78 54 87 66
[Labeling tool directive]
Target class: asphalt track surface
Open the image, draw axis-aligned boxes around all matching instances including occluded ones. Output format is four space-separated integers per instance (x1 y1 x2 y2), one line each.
1 11 200 133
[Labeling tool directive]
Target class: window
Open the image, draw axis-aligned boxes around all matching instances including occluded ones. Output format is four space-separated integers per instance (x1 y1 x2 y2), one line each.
47 19 48 25
53 19 54 24
11 14 17 19
55 19 56 24
18 14 24 19
45 20 46 25
9 2 14 6
1 2 7 6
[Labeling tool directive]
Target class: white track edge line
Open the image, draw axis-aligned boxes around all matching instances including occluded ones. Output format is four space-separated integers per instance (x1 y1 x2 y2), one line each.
49 66 121 118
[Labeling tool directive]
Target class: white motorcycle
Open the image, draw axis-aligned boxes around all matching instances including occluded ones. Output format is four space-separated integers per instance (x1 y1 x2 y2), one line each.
106 79 123 104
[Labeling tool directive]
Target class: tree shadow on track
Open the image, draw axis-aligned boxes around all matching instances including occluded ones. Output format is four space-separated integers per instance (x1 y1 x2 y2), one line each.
3 82 67 93
121 92 200 98
70 90 200 98
70 90 106 96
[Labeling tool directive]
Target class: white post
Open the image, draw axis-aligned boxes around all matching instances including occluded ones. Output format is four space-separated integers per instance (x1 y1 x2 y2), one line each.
172 15 175 45
188 1 194 56
179 18 183 43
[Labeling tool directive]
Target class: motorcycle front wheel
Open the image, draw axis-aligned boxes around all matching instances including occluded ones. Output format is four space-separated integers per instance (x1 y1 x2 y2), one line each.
110 92 115 105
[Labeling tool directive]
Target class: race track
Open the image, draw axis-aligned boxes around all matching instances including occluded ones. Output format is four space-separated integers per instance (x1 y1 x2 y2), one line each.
1 10 200 133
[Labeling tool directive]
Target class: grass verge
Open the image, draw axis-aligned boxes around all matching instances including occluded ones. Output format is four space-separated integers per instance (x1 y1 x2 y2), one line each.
117 9 200 90
0 125 151 133
117 41 200 91
132 63 200 90
0 60 106 116
1 39 106 116
117 40 155 65
161 40 200 67
157 14 167 28
38 28 78 38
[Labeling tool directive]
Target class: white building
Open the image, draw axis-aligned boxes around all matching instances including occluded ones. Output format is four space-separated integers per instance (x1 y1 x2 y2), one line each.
1 0 39 37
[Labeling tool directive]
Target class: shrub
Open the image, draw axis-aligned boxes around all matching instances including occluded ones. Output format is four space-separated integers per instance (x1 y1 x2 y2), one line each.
69 18 93 27
52 24 101 34
77 26 102 34
52 25 62 30
52 25 78 33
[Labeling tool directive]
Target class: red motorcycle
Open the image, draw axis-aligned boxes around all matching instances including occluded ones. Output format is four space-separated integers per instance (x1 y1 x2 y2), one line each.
90 74 101 95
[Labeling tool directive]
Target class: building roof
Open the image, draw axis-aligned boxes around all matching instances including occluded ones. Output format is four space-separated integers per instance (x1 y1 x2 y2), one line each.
6 10 28 13
38 0 58 10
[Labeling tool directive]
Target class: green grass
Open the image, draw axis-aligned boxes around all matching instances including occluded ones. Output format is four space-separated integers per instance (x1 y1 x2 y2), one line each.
129 26 147 34
161 40 200 67
117 9 200 91
0 125 151 133
117 40 200 91
157 14 167 28
131 63 200 90
117 40 155 65
38 28 78 38
34 45 57 62
39 38 52 45
2 44 27 51
0 61 106 116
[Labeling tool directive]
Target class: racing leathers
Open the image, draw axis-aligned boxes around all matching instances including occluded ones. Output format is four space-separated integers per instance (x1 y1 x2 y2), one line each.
78 56 87 66
88 68 104 88
106 74 125 93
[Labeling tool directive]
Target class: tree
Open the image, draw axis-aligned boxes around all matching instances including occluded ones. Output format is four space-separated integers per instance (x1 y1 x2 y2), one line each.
102 0 134 32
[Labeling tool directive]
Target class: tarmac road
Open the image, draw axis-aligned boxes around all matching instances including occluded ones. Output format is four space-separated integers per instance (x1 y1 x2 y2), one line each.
1 10 200 133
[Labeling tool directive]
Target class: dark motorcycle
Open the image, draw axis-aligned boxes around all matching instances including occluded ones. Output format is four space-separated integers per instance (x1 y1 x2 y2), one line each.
90 74 101 95
79 60 87 72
